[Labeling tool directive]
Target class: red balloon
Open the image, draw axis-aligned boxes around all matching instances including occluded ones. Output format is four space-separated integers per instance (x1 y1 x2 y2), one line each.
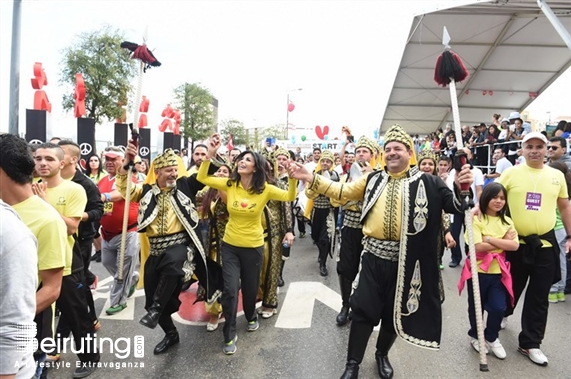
288 103 295 112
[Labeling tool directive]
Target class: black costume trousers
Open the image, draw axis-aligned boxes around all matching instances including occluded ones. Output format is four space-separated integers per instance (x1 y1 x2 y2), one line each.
144 244 186 332
312 207 331 264
347 253 397 363
337 226 364 281
505 246 556 349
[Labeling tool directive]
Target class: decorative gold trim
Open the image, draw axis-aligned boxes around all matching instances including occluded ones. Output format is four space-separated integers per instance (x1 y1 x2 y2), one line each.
393 170 440 350
410 180 428 235
402 260 422 316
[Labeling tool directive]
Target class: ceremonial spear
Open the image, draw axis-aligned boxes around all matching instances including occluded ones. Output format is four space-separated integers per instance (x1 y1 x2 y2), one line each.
116 32 161 283
434 27 488 372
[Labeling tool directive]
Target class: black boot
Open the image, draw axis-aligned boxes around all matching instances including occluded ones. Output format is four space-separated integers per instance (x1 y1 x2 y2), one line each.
339 360 359 379
319 263 328 277
375 331 397 379
153 329 179 354
336 275 352 326
140 275 179 329
90 250 101 262
346 321 373 368
278 260 285 287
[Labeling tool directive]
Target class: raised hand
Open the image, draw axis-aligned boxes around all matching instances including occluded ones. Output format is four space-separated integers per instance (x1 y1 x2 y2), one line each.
208 133 222 158
287 160 313 183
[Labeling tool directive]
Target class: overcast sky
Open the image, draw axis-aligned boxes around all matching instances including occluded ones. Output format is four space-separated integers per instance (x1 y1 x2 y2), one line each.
1 0 569 147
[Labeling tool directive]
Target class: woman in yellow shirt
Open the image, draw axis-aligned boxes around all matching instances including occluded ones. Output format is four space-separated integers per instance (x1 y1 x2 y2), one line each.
197 149 297 355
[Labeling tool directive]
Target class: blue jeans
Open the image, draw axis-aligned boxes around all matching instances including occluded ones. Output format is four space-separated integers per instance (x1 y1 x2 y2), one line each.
34 352 46 379
467 274 506 342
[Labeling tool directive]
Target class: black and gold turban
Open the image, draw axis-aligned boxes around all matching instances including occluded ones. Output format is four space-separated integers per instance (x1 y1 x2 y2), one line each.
383 124 411 149
355 136 377 154
319 150 335 164
273 148 290 159
417 150 439 165
153 148 178 169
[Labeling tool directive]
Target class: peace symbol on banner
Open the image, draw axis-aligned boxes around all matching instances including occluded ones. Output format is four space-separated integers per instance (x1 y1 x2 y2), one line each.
80 143 92 156
29 139 43 145
139 146 150 157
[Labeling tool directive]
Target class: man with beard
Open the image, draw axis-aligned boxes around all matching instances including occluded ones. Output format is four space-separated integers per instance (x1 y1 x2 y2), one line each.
116 140 222 355
98 146 140 315
187 144 208 174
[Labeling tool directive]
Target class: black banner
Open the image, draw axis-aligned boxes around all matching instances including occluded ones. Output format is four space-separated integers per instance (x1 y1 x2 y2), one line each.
139 128 151 162
77 118 96 171
114 123 128 149
25 109 48 144
173 134 181 151
163 132 174 151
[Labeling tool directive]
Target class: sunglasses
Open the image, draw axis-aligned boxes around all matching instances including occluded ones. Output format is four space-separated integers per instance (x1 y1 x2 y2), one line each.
105 146 124 153
547 146 560 150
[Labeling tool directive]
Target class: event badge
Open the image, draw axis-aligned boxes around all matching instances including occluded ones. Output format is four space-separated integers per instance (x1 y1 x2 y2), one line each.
525 192 541 211
104 201 114 214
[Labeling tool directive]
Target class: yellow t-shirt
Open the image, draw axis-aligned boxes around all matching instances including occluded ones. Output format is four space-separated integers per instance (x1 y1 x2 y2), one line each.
197 160 297 247
13 195 69 281
497 164 567 247
466 215 517 274
45 180 87 275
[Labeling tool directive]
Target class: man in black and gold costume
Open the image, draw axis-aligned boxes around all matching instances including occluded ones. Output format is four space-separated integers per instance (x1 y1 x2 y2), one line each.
306 150 339 277
116 143 221 355
332 136 376 326
288 124 473 379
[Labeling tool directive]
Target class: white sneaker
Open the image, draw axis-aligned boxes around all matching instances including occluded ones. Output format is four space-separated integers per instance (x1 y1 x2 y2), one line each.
486 339 507 359
518 347 548 366
500 317 508 330
470 337 489 354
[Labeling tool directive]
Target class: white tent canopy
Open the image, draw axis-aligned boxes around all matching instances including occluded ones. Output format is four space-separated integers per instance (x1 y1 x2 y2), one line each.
381 0 571 136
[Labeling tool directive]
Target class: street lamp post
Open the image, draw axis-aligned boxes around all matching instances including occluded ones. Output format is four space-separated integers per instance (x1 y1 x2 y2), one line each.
286 88 303 141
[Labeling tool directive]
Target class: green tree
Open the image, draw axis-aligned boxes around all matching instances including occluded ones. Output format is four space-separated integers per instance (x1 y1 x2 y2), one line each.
219 119 247 147
60 25 136 128
261 124 287 140
173 82 216 149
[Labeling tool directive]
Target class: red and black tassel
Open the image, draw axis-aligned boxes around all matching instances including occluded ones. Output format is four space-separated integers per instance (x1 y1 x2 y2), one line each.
434 50 468 87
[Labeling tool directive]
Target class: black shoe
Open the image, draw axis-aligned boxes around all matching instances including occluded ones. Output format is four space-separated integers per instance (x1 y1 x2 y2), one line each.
319 264 328 277
340 360 359 379
278 275 285 287
181 281 192 292
375 354 394 379
336 305 350 326
153 330 180 354
90 251 101 263
140 309 160 329
448 260 460 268
72 362 97 378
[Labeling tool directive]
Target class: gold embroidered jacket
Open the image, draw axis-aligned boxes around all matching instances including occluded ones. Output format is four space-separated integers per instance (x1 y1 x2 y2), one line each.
306 166 467 349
